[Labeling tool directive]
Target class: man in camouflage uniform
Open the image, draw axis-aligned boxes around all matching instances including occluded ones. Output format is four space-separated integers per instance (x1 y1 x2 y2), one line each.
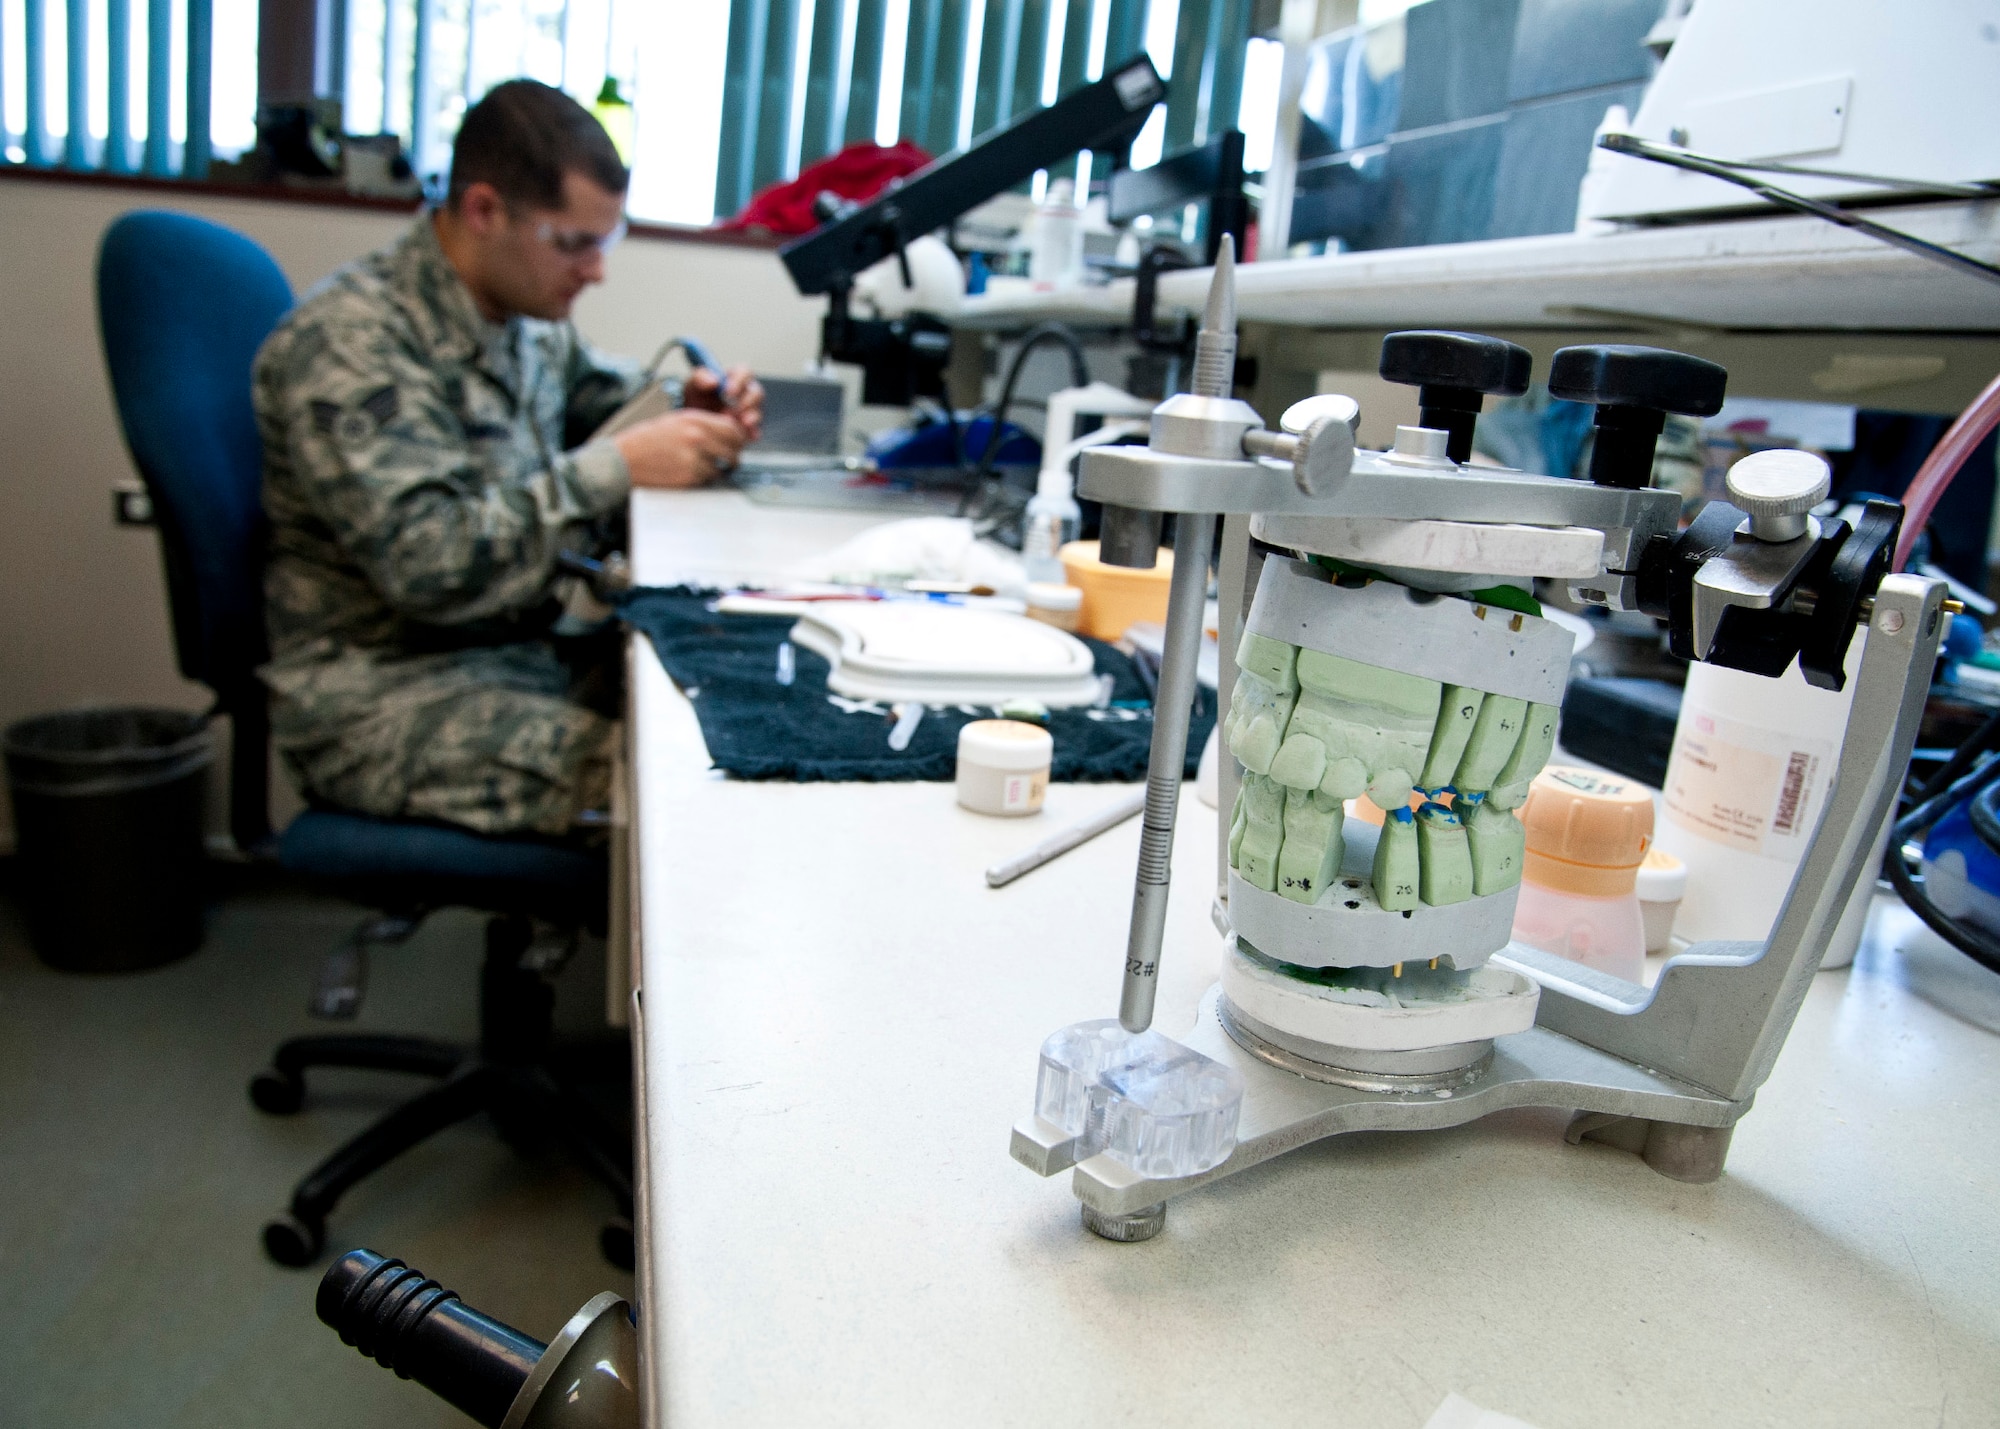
255 80 762 837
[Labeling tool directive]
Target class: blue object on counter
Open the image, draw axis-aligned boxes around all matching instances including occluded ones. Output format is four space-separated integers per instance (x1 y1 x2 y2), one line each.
1921 796 2000 937
866 413 1041 479
1941 609 1985 676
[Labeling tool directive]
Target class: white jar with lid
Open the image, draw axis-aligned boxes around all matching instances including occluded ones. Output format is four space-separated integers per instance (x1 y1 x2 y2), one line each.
1635 847 1687 955
1024 581 1083 632
956 720 1052 816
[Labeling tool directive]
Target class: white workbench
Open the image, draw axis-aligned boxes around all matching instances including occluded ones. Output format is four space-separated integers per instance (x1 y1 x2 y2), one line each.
626 489 2000 1429
955 200 2000 333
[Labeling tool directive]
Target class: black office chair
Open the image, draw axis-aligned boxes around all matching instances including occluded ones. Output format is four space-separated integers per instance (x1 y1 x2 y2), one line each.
96 210 632 1267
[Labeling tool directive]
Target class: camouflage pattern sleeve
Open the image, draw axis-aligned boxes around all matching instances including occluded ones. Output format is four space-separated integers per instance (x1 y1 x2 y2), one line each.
268 322 630 627
563 331 644 447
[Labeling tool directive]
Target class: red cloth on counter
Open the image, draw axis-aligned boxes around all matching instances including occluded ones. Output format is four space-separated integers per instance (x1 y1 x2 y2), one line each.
715 140 933 236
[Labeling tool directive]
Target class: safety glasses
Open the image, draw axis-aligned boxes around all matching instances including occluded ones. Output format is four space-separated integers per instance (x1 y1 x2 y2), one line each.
527 215 628 260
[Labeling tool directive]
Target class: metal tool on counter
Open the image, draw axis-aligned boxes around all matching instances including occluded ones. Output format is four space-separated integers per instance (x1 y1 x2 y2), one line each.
987 789 1150 888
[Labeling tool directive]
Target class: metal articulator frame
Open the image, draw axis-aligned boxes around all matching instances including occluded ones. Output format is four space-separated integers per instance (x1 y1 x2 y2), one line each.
1011 988 1748 1218
1079 444 1682 536
1499 572 1947 1105
1012 561 1942 1218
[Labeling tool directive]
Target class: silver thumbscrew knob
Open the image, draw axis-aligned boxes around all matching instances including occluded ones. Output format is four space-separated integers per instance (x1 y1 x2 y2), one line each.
1726 448 1830 543
1280 393 1359 436
1267 394 1361 496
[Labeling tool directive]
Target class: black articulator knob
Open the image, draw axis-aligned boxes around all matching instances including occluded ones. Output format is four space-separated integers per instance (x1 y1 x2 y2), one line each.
1379 330 1532 463
1548 344 1727 489
318 1249 547 1429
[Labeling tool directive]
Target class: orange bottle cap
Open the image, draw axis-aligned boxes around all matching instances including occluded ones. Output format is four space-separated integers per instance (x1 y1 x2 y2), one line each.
1519 766 1655 897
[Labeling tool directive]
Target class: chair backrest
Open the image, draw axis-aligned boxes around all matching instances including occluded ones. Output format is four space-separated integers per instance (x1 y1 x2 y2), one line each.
97 211 293 695
97 211 294 849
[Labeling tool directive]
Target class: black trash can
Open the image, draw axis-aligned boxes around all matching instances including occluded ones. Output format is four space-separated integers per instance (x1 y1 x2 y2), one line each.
3 707 214 972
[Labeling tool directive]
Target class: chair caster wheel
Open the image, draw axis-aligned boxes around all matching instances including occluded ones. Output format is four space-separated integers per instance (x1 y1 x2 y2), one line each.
250 1071 304 1115
264 1213 324 1266
600 1219 635 1271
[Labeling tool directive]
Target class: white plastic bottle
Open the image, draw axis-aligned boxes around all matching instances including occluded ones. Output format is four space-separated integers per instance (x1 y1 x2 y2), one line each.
1021 468 1082 584
1028 178 1085 288
1654 637 1881 962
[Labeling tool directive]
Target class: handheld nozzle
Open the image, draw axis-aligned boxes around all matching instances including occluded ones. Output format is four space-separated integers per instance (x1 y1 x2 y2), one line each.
318 1250 544 1428
317 1249 640 1429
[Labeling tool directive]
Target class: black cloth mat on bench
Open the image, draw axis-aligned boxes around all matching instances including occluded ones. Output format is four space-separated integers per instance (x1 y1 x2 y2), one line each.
618 586 1214 783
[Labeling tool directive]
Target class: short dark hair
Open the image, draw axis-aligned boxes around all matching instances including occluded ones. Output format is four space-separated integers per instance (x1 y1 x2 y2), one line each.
447 79 628 211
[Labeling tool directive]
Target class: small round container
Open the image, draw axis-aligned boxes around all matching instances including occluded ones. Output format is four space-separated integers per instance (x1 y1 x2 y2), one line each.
956 719 1052 817
1024 581 1083 633
1511 766 1654 983
1058 540 1173 641
1635 846 1687 955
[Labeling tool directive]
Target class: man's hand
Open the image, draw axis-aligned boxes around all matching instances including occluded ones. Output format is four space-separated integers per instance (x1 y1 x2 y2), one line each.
613 409 747 490
684 364 765 443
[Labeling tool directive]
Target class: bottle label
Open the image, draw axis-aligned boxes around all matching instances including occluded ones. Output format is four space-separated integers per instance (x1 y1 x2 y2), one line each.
1023 515 1061 563
1002 771 1047 812
1662 706 1834 858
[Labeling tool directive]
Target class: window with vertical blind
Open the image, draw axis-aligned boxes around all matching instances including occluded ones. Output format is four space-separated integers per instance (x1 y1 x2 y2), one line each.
2 0 1255 230
1 0 255 176
711 0 1255 222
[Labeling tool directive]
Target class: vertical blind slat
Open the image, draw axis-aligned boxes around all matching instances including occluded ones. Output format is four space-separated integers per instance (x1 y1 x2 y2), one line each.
841 0 885 148
930 0 968 154
894 0 933 153
1164 0 1210 154
142 0 168 173
713 0 769 219
798 0 846 172
970 0 1017 143
1204 0 1249 150
749 0 799 194
63 0 86 167
898 0 964 157
184 0 211 175
25 0 48 164
1055 0 1089 92
1102 0 1146 71
1046 0 1092 181
328 0 347 104
106 0 131 172
380 0 398 135
411 0 435 176
1007 0 1047 125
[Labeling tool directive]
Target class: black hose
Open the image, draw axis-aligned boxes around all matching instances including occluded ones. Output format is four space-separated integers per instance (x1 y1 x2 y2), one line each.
1970 777 2000 858
1884 754 2000 976
1908 705 2000 809
959 321 1090 517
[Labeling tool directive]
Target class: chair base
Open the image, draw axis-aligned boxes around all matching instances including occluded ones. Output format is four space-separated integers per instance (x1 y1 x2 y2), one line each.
251 915 632 1268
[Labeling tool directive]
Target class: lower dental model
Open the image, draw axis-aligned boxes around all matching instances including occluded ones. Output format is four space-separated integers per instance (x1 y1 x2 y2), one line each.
1225 629 1556 908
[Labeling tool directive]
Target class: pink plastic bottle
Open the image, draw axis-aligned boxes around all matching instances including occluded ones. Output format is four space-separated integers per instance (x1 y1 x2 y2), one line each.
1509 767 1655 984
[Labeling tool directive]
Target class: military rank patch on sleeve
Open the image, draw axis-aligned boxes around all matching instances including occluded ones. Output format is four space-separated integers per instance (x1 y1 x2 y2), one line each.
313 385 402 448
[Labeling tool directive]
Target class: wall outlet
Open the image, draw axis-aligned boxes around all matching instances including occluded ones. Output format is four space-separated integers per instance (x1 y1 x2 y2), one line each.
113 483 154 526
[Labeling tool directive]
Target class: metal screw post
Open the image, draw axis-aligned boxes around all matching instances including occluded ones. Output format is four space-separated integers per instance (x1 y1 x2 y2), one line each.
1114 237 1235 1035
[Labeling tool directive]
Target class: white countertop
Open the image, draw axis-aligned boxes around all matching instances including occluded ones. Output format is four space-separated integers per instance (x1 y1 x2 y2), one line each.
954 200 2000 333
626 490 2000 1428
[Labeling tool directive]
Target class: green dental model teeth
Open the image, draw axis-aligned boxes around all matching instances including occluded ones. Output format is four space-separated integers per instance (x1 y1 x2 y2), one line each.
1222 611 1558 912
1415 802 1474 906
